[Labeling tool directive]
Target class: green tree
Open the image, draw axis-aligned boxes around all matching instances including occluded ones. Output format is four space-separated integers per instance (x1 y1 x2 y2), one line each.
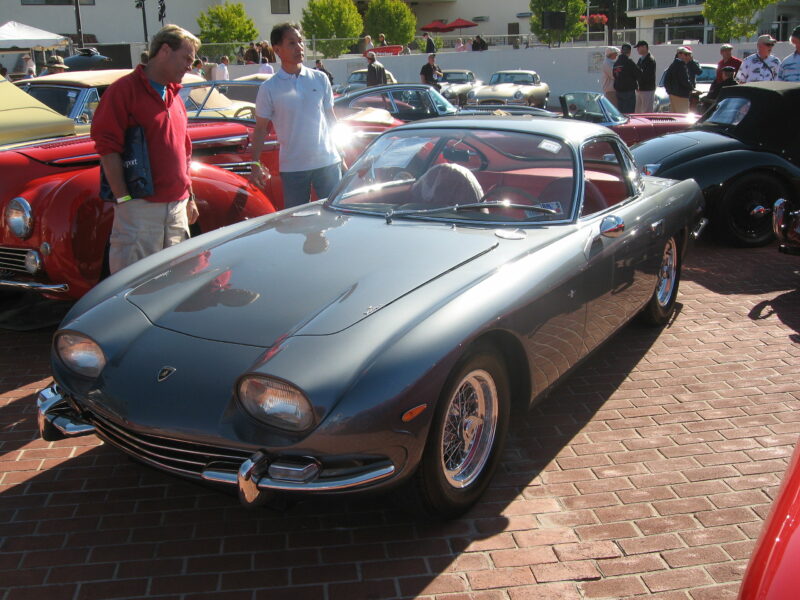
704 0 773 41
302 0 363 58
196 1 258 44
364 0 416 47
529 0 587 45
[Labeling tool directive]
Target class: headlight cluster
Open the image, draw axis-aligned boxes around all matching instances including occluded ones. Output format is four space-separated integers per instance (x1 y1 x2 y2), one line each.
55 332 107 378
238 375 313 432
5 197 33 239
513 91 523 100
467 90 476 99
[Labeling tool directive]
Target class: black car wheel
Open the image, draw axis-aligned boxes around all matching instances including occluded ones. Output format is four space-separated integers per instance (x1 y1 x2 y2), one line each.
716 173 786 247
403 343 510 519
639 235 681 326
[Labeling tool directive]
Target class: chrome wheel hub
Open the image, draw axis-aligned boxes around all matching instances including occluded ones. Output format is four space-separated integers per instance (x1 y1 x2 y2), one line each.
655 238 677 307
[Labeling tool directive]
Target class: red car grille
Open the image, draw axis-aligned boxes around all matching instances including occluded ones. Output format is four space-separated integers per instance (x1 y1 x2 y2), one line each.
0 247 27 273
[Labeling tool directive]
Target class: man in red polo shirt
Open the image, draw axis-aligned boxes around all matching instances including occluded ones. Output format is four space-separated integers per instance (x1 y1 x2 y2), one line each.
716 43 742 82
91 24 200 274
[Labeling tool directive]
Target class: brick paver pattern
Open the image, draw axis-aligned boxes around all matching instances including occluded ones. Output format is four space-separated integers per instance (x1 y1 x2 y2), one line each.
1 239 798 600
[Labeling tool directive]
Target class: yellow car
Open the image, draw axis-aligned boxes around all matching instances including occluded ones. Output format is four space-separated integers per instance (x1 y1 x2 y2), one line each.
466 70 550 109
0 75 75 147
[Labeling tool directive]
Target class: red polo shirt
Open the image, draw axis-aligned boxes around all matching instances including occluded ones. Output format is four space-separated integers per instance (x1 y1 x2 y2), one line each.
91 64 191 203
716 56 743 82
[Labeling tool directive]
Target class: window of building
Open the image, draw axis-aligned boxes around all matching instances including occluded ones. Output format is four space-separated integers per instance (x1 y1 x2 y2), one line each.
271 0 290 14
22 0 95 5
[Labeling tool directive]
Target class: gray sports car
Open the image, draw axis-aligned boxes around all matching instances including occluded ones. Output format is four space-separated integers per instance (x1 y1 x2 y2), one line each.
38 117 705 518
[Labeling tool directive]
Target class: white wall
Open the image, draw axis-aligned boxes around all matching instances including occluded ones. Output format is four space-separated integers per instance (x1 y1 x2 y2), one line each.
411 0 533 37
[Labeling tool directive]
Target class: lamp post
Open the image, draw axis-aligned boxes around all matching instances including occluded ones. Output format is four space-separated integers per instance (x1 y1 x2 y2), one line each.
73 0 84 48
135 0 149 44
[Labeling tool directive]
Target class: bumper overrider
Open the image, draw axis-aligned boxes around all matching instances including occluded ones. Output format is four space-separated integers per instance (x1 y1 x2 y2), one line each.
37 383 396 507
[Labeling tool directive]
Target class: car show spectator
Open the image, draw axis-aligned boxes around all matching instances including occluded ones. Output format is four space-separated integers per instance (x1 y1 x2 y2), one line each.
91 24 200 274
244 42 259 64
663 47 694 113
684 47 702 88
378 33 388 47
716 43 742 82
213 55 230 80
17 53 35 76
190 58 204 77
261 41 276 63
420 53 443 90
706 65 738 102
236 45 246 64
400 44 411 55
259 57 274 75
736 34 780 82
613 43 640 113
423 32 436 54
602 46 619 108
473 35 488 51
635 40 656 113
42 55 69 75
779 26 800 82
366 51 387 87
455 38 466 52
250 23 342 209
139 50 149 65
364 35 374 51
315 59 333 84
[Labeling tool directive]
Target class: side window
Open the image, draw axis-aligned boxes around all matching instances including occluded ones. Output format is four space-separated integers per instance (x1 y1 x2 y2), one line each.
580 139 631 217
350 92 390 111
78 88 100 124
390 90 434 119
468 73 475 82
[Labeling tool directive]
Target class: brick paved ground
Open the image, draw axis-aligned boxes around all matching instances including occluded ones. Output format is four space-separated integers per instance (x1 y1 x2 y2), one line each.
1 238 798 600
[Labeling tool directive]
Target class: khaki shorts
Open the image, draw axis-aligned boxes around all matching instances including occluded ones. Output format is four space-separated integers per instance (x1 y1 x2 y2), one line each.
109 198 189 274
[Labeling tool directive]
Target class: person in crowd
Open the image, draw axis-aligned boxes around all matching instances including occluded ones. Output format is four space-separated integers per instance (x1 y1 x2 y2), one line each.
455 38 466 52
705 65 738 102
261 40 276 63
190 58 204 77
420 53 443 90
91 24 200 274
366 51 387 87
779 25 800 82
601 46 619 108
259 57 275 75
683 47 702 89
250 23 343 209
244 42 259 64
20 54 36 76
473 35 488 51
400 44 411 55
663 47 693 113
378 33 388 47
24 68 35 79
214 55 230 80
716 43 742 82
315 59 333 84
364 35 374 51
635 40 656 113
139 50 149 65
236 46 246 64
42 55 69 76
422 32 436 54
737 34 780 82
613 43 639 114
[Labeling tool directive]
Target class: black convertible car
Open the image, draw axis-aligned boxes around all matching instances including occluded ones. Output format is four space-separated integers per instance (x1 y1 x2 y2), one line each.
632 82 800 246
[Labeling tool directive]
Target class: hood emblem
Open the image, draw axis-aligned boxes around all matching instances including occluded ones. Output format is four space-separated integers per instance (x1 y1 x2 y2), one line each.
157 366 176 382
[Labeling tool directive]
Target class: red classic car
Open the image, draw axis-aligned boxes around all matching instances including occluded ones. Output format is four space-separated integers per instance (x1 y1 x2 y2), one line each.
738 438 800 599
1 77 396 300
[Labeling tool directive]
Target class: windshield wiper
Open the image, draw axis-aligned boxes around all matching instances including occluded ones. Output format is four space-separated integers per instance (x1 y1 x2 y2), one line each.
384 201 557 224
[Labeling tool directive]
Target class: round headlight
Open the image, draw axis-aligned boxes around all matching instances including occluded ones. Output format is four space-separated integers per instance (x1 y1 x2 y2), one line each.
238 376 313 432
55 332 107 378
513 91 523 100
467 90 476 98
5 197 33 239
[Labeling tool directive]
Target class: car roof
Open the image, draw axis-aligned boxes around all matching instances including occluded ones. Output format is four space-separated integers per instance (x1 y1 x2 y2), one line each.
393 114 615 145
19 69 204 87
492 70 538 75
443 69 473 74
699 81 800 159
335 83 432 99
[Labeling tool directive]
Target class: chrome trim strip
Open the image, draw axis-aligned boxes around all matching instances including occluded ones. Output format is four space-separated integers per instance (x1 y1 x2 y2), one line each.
37 386 96 440
191 135 249 148
50 153 100 165
0 280 69 292
691 218 709 240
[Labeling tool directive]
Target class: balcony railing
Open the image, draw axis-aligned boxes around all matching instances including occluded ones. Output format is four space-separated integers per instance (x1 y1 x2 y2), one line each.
628 0 705 11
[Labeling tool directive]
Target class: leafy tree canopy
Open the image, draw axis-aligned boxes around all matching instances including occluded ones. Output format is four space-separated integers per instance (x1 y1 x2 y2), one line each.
302 0 363 58
529 0 587 44
364 0 416 47
704 0 774 41
196 1 258 43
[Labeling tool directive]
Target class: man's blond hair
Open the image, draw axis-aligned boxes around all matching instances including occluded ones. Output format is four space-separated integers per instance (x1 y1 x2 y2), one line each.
149 24 201 58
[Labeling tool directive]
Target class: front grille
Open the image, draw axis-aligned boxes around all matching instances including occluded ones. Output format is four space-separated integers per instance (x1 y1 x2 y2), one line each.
480 99 506 105
0 247 27 273
90 412 252 478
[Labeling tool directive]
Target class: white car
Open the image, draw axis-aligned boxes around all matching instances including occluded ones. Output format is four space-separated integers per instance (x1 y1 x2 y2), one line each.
655 63 716 112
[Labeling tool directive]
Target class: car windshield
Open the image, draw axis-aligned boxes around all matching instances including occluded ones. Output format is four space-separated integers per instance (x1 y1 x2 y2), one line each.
443 73 469 83
180 82 259 118
490 73 534 85
348 72 367 83
562 92 625 124
23 85 81 120
697 66 716 83
329 127 576 224
704 97 750 126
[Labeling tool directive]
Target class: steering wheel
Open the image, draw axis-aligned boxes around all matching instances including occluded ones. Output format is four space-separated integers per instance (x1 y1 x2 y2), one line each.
480 186 538 206
234 105 256 119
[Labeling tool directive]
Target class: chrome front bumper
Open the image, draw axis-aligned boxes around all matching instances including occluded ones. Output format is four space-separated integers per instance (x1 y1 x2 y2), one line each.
37 384 396 506
0 279 69 292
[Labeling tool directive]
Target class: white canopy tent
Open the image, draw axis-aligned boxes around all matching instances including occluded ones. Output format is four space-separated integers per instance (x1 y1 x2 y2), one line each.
0 21 69 50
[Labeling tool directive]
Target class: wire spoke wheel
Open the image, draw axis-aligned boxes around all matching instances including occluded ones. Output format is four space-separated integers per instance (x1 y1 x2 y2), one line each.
655 237 677 308
440 369 498 488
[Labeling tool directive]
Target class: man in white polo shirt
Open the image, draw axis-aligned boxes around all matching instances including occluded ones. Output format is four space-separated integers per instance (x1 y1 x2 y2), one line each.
250 23 342 209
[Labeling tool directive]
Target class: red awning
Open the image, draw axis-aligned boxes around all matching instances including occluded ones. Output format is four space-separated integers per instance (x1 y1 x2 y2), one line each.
446 18 479 31
420 20 451 33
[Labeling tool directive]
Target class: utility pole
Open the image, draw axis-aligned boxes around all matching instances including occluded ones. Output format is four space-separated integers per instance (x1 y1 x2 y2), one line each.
73 0 84 48
136 0 149 44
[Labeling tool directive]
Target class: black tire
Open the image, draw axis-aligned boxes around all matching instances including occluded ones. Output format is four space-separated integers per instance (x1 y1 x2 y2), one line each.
402 343 510 519
639 235 681 326
715 173 785 247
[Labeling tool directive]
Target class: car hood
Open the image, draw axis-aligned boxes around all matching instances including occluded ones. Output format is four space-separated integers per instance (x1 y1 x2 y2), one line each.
126 207 499 347
475 84 529 97
632 130 741 168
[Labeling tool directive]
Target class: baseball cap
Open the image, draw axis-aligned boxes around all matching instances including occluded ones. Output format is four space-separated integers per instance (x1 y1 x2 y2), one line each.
634 40 648 48
720 43 733 50
621 42 632 51
677 46 691 54
757 34 776 45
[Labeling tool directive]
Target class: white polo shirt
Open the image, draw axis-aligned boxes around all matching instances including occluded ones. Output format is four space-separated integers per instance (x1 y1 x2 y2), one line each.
255 65 340 173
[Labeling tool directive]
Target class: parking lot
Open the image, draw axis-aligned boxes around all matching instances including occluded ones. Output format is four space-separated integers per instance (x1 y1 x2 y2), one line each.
1 237 798 600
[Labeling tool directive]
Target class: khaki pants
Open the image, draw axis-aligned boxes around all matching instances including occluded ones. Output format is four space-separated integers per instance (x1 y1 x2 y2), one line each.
109 198 189 274
636 90 655 113
669 95 690 113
